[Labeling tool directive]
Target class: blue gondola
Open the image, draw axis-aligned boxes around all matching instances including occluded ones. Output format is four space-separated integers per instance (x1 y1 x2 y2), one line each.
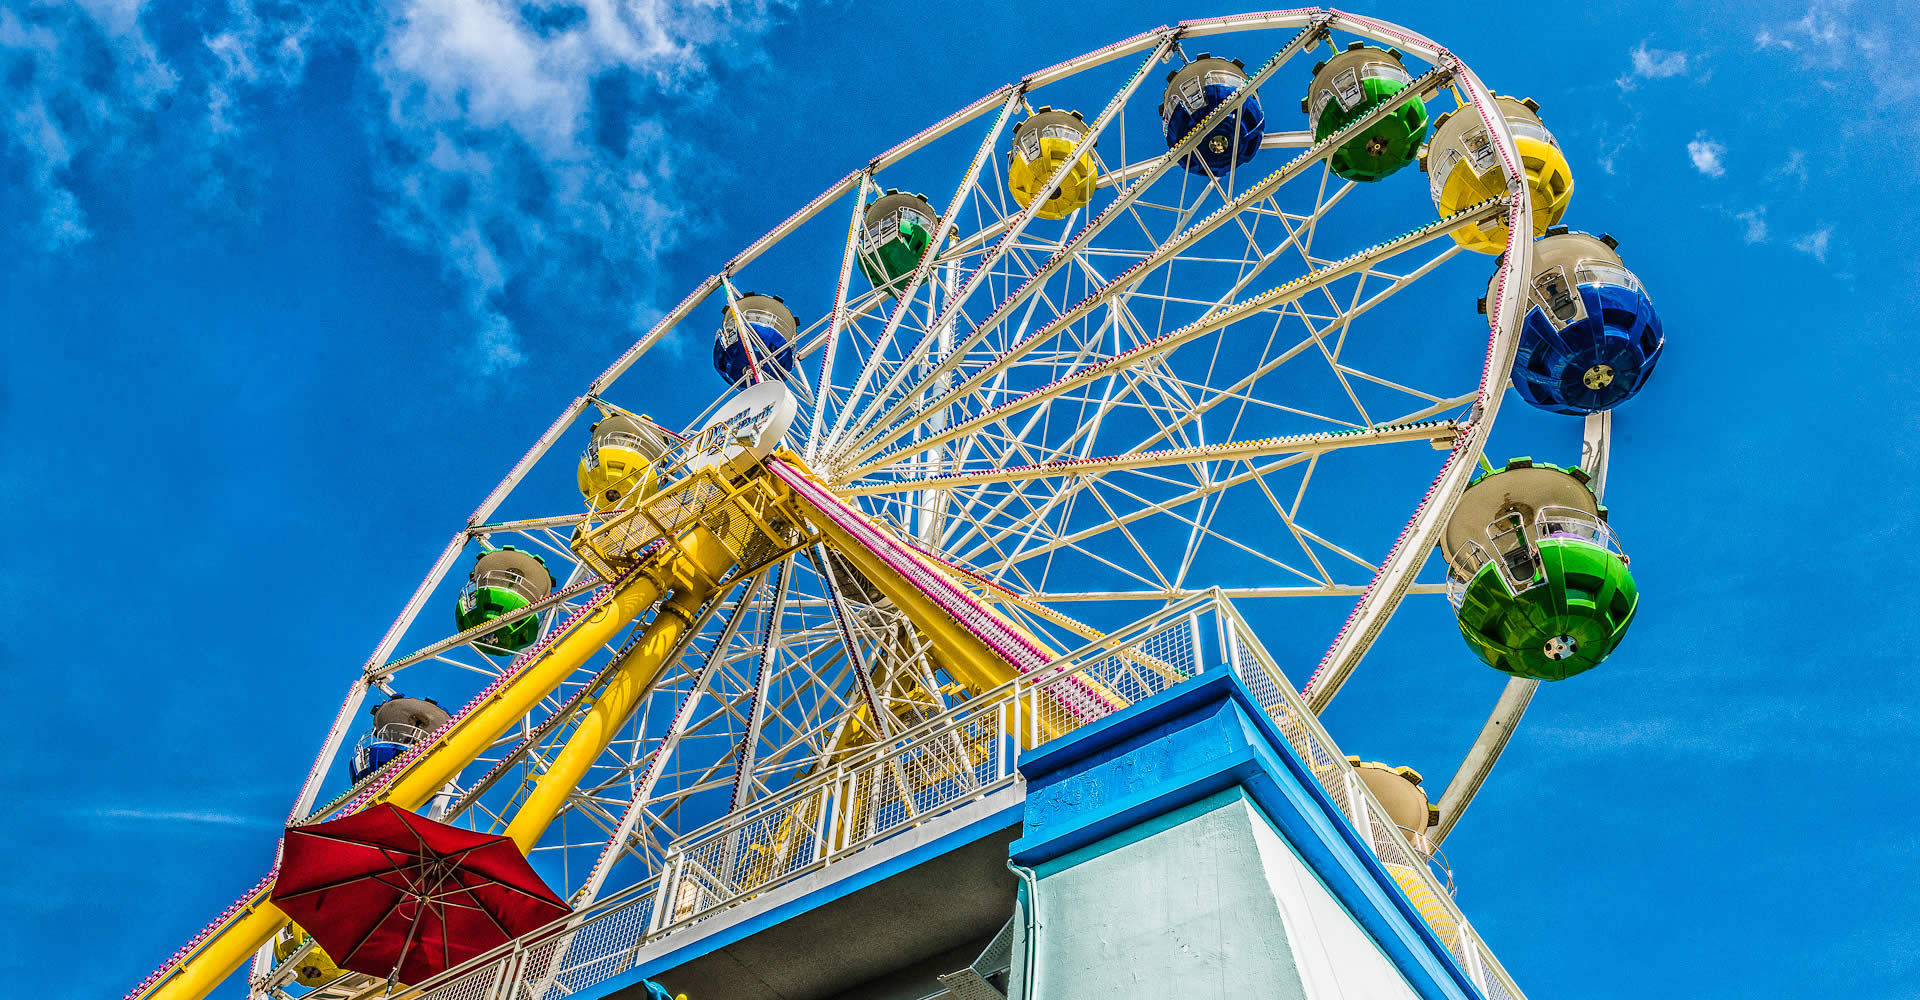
713 292 798 386
1486 229 1665 414
1161 55 1266 176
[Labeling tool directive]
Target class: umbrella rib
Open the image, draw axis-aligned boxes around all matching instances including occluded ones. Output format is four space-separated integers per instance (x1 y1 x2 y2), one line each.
274 871 405 902
392 889 431 984
279 805 569 983
335 894 399 970
452 879 519 944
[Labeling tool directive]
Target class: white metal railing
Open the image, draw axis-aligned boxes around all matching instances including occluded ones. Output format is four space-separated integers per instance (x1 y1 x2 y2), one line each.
350 723 432 779
463 570 544 605
1397 825 1457 898
582 430 657 473
1446 504 1624 608
361 722 431 748
370 595 1526 1000
860 206 932 252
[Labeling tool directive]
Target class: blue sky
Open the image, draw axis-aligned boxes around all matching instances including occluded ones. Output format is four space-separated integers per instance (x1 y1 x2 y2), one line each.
4 1 1918 998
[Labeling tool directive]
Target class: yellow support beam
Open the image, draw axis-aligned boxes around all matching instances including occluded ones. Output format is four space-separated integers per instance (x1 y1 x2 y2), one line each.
505 526 735 851
137 525 736 1000
776 458 1110 748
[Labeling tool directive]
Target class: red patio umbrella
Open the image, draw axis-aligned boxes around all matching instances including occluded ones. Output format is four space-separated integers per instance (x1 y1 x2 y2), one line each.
271 803 571 984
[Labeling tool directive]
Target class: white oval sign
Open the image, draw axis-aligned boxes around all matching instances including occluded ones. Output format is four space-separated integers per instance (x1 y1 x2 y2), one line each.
684 381 798 474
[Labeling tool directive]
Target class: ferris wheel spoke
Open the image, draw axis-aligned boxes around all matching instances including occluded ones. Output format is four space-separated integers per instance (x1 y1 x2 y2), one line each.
844 408 1451 503
1246 465 1338 585
840 166 1487 477
844 34 1325 450
1084 471 1343 587
1062 481 1172 591
1122 247 1472 460
844 202 1497 482
823 88 1025 457
804 173 875 462
955 445 1322 573
1285 280 1377 425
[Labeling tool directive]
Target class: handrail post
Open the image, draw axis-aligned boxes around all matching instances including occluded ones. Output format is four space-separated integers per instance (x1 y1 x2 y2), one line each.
1187 611 1205 676
1458 920 1491 993
644 854 683 935
996 700 1010 782
484 944 522 1000
811 783 830 864
824 771 845 860
1344 771 1371 845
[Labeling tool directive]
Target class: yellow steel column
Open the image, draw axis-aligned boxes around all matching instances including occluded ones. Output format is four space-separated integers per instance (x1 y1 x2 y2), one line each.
808 515 1021 694
377 571 672 811
139 896 286 1000
504 525 736 852
140 558 679 1000
780 467 1101 746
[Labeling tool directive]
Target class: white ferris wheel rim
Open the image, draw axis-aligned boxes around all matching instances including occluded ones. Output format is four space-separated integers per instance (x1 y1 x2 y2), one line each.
284 4 1558 859
139 13 1611 1000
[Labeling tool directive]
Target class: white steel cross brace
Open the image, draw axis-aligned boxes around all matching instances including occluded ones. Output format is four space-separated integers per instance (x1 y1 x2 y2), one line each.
838 64 1455 473
832 31 1181 449
845 24 1332 452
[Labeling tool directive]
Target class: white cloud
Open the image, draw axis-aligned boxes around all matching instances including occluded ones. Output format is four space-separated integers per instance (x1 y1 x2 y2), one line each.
1594 112 1640 176
1617 41 1690 90
1734 205 1769 244
201 0 317 137
1687 133 1727 177
364 0 786 371
1 2 179 247
1793 226 1833 263
1774 148 1809 185
1628 41 1689 88
1 0 791 372
1631 44 1689 78
1755 5 1920 132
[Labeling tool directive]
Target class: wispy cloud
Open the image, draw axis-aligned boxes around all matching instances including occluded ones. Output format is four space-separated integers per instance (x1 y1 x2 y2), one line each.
1 0 791 372
362 0 787 372
1733 205 1769 244
1754 4 1920 144
200 0 319 138
1793 226 1834 263
83 806 278 828
1686 133 1727 177
1528 692 1913 764
1593 109 1642 176
1616 41 1690 91
1772 148 1809 186
1 2 179 248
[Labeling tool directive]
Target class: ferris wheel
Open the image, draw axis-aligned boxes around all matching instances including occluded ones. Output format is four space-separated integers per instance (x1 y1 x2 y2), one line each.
130 10 1666 1000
